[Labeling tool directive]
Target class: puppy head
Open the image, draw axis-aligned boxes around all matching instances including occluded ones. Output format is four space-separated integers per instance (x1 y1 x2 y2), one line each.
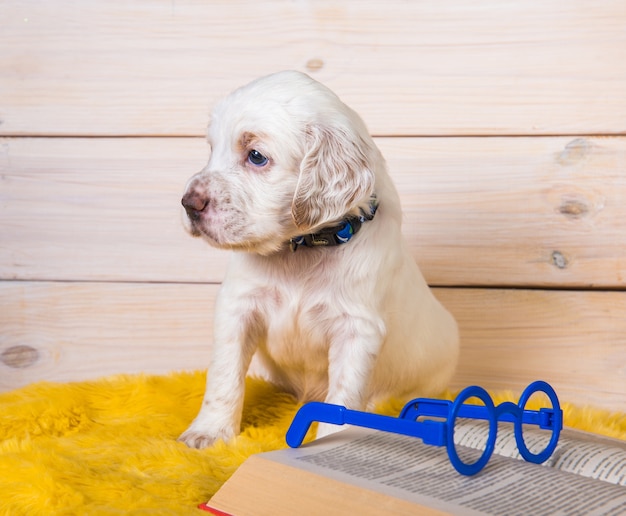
181 71 377 255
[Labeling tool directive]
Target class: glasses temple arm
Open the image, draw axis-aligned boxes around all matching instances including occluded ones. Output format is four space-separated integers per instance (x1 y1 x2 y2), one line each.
401 398 497 424
286 402 342 447
399 398 452 420
286 402 446 448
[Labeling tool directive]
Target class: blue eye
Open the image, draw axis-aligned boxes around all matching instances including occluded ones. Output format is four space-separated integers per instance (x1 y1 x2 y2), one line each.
247 149 268 167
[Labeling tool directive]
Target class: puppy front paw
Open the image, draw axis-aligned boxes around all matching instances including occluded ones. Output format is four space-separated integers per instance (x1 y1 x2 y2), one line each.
178 423 236 449
178 429 218 449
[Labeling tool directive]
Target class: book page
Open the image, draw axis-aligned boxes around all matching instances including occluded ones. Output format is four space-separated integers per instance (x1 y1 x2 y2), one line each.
268 427 626 516
453 421 626 486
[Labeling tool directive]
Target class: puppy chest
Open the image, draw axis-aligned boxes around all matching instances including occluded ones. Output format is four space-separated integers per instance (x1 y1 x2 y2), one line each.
263 298 332 368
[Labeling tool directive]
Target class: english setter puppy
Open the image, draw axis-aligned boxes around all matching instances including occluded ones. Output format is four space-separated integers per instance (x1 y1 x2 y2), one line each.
179 71 459 448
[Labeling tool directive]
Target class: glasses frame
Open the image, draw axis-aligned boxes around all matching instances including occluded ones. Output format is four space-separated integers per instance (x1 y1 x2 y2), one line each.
286 380 562 476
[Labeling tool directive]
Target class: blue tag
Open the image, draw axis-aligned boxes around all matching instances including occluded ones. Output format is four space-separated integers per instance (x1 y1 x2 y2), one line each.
335 222 354 243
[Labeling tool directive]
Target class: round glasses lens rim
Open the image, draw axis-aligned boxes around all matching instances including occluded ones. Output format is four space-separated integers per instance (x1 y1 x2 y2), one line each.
447 386 497 475
515 380 561 464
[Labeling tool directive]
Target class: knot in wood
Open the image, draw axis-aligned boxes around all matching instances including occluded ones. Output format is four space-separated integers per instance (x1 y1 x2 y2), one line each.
1 345 40 369
305 58 324 72
551 251 568 269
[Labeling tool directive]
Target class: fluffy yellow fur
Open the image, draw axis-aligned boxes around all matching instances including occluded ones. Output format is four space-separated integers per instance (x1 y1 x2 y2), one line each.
0 371 624 515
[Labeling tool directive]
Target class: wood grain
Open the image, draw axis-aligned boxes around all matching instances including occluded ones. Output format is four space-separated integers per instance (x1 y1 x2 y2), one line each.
2 282 624 412
1 1 625 136
0 281 215 391
2 136 626 288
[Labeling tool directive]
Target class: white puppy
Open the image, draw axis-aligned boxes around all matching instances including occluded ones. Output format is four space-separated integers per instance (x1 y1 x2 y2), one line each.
179 71 459 449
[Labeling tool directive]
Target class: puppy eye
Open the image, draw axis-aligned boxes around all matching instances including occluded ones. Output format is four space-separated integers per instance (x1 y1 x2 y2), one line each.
247 149 269 167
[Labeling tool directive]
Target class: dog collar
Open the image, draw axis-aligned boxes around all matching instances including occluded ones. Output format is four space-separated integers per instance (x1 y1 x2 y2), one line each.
289 196 378 252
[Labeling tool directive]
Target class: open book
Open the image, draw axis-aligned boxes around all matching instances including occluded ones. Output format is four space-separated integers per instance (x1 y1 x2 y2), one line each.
201 420 626 515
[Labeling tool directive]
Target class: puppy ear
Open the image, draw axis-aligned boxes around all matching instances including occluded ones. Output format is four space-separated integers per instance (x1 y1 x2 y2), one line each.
292 124 375 229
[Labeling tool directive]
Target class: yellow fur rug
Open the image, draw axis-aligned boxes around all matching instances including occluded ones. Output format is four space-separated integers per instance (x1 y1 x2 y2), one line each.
0 371 624 515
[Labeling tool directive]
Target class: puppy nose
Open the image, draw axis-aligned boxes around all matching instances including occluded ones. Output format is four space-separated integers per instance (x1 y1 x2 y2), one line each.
181 190 209 220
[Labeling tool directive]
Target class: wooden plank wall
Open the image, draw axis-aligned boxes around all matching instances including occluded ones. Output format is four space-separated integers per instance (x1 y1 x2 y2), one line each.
1 1 625 411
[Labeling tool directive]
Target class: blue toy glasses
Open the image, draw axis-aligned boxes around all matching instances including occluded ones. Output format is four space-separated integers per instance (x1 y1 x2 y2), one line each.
286 380 563 476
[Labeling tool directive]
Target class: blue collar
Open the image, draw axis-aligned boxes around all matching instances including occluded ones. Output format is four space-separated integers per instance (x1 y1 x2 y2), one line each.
289 196 378 252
